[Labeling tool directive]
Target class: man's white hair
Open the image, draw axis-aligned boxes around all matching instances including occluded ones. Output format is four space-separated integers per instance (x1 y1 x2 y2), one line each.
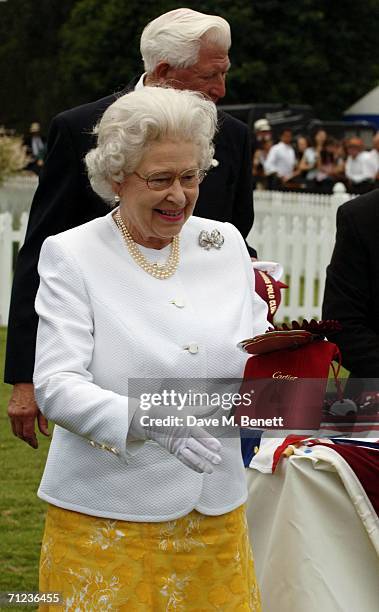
140 8 231 73
85 87 217 204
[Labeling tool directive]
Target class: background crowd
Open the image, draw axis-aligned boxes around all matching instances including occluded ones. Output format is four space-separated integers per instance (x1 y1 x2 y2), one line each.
4 119 379 198
252 122 379 194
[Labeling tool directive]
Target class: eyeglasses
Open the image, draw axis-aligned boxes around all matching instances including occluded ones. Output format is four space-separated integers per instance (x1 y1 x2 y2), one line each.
133 168 208 191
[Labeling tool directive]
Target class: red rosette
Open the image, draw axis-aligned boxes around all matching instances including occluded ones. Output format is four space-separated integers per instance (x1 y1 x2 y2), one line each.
238 329 313 355
238 320 341 355
273 319 342 338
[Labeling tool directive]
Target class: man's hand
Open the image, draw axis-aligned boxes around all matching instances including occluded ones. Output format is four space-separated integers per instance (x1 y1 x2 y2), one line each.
7 383 49 448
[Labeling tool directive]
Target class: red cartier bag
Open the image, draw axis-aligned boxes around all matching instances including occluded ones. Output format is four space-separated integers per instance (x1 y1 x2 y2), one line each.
237 338 341 431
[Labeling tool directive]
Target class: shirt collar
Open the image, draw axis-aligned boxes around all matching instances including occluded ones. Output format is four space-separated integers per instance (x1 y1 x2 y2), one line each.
134 73 146 90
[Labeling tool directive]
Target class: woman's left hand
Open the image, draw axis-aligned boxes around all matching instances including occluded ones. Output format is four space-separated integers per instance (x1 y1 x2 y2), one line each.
129 406 222 474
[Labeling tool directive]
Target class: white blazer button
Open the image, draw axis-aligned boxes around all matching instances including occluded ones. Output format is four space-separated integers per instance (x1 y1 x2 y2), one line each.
185 342 199 354
171 298 185 308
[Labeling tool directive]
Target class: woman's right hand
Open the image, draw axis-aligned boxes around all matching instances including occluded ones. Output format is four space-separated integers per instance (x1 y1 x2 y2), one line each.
129 407 222 474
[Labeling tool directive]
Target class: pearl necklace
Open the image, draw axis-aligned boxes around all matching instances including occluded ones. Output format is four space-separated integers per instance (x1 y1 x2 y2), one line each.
114 210 180 279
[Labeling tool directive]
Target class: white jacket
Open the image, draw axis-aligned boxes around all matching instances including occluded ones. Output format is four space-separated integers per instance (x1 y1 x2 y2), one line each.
34 211 269 521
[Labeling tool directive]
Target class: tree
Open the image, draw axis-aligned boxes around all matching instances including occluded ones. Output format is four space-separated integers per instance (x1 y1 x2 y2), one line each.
59 0 379 118
213 0 379 118
0 0 77 134
58 0 180 109
0 0 378 132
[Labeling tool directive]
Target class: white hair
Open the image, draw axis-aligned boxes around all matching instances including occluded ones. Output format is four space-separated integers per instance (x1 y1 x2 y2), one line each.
140 8 231 73
85 87 217 204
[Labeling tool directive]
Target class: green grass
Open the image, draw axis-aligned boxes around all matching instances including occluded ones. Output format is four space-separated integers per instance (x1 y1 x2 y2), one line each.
0 323 349 611
0 327 50 609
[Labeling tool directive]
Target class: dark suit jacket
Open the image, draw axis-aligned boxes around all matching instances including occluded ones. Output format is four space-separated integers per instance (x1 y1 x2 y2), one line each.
5 83 255 383
322 189 379 379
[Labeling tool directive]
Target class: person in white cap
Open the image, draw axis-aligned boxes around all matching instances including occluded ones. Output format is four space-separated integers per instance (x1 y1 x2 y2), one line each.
252 118 272 153
252 118 273 189
24 121 45 175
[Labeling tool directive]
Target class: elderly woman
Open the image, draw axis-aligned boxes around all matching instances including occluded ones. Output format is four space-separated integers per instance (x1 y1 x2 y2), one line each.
34 86 267 610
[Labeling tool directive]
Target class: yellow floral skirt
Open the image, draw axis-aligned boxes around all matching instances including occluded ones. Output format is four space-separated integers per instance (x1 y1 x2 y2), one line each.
39 503 261 611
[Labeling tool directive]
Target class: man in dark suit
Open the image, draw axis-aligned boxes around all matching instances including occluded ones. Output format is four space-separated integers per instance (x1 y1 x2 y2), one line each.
322 190 379 390
6 8 256 447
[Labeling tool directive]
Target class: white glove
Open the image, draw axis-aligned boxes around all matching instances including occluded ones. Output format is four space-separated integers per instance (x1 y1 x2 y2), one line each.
252 260 284 281
129 405 222 474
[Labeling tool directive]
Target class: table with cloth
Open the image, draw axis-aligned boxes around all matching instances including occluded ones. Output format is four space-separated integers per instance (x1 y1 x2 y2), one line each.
245 438 379 612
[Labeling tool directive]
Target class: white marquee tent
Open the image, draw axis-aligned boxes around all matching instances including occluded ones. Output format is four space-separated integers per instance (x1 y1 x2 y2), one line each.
344 85 379 128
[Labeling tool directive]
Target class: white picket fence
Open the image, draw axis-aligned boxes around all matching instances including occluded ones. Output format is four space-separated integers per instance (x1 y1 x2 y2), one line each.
0 211 29 325
0 174 38 216
0 178 354 326
0 175 38 325
247 184 353 321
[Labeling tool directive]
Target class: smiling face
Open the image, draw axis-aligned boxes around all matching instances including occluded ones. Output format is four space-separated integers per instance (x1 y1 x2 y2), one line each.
160 44 230 104
115 140 200 248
